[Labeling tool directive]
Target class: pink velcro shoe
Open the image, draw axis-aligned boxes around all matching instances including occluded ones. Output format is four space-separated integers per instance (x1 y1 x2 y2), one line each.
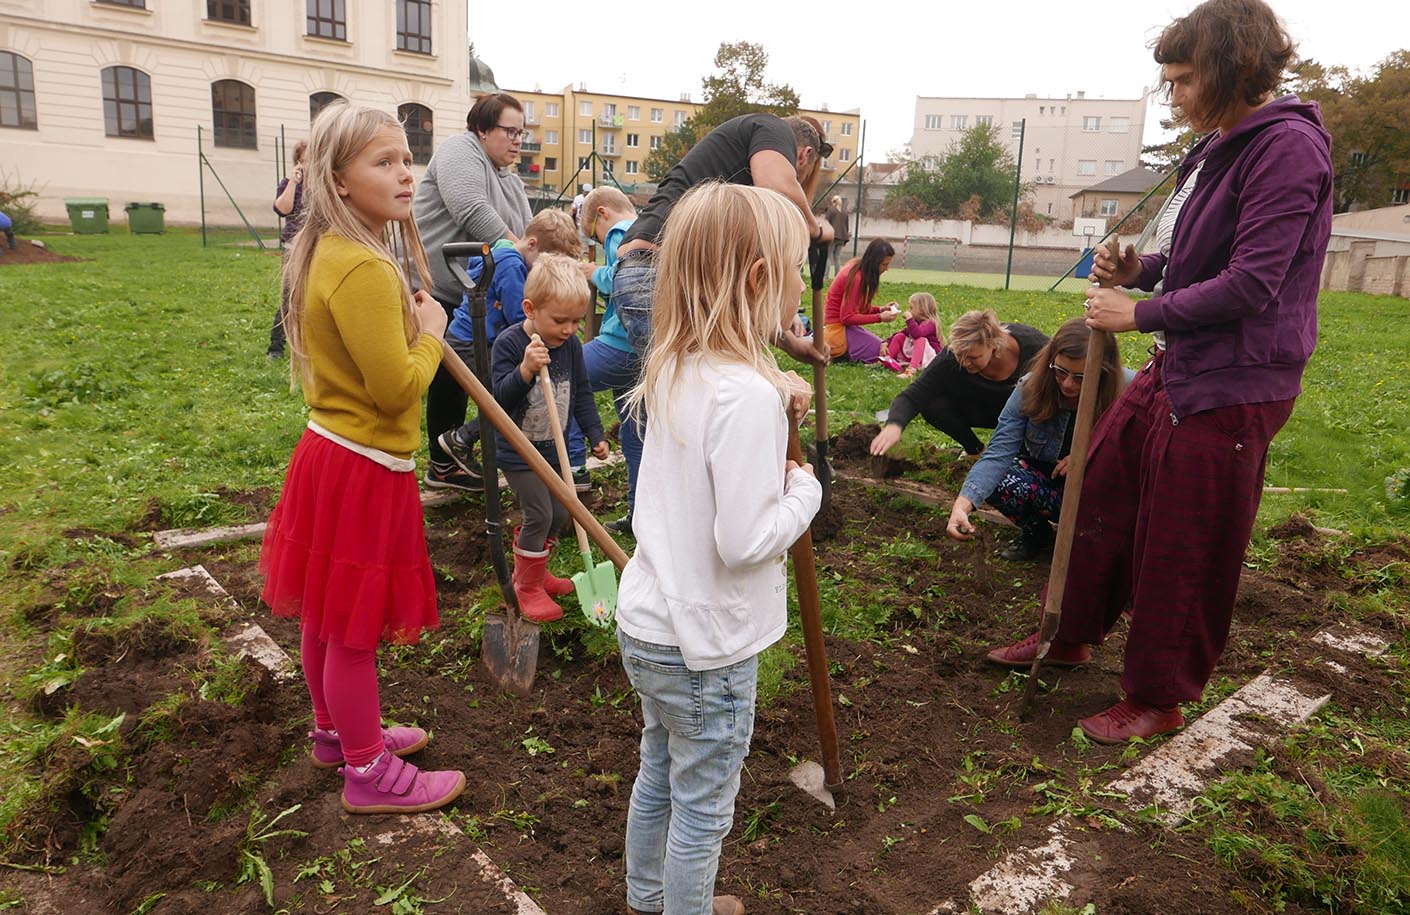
985 630 1090 668
1078 698 1184 745
310 726 430 769
340 753 466 814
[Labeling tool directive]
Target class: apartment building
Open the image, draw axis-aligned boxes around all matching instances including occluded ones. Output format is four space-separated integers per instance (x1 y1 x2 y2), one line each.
507 84 862 201
0 0 469 225
910 91 1149 222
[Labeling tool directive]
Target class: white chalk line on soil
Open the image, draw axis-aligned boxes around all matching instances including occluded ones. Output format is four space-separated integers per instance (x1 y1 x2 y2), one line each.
150 452 627 550
179 566 547 915
929 621 1390 915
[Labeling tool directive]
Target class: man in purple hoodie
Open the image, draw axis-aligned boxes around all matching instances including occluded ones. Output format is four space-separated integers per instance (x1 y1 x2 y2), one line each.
986 0 1333 743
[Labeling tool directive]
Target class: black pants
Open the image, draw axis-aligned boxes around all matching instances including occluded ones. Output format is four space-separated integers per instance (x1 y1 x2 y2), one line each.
424 298 475 466
2 227 14 251
917 394 1004 455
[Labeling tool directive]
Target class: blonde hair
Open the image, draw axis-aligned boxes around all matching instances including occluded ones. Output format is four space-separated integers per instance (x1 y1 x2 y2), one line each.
282 103 431 388
523 252 591 313
948 309 1006 357
907 292 939 324
627 182 807 432
578 185 634 235
524 208 583 258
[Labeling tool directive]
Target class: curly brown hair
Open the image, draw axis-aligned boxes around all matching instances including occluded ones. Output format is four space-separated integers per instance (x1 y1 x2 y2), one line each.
1152 0 1295 129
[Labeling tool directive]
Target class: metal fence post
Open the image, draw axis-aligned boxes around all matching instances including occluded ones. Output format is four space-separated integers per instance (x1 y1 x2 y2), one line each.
1004 118 1026 290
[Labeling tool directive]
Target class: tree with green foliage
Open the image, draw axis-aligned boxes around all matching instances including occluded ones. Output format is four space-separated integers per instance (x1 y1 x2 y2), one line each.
644 41 799 181
1291 52 1410 213
883 125 1023 221
1141 117 1199 173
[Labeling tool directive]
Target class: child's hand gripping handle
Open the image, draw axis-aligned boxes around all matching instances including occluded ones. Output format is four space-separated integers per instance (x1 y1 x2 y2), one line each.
536 350 593 557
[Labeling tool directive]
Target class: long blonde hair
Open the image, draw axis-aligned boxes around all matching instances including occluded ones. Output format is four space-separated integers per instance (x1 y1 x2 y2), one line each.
627 182 807 431
282 102 432 388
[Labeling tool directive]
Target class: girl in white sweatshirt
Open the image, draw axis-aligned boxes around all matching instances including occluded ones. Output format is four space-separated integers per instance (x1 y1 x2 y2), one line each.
615 182 822 915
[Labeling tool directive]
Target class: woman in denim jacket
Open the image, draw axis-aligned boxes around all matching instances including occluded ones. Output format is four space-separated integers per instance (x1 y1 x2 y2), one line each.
946 319 1128 560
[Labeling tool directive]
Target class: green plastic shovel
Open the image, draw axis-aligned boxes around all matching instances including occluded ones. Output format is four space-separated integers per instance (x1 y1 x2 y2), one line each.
538 361 617 627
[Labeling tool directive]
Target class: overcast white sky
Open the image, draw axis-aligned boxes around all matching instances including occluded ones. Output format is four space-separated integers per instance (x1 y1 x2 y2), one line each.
470 0 1407 160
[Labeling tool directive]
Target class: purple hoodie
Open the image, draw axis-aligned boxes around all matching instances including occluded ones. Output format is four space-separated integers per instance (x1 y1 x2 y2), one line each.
1131 95 1333 419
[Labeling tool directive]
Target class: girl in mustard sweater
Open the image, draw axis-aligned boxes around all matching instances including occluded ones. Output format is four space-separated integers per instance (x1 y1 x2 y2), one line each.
259 103 465 815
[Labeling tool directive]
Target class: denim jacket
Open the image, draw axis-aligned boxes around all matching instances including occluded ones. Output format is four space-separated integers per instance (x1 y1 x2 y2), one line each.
958 368 1136 507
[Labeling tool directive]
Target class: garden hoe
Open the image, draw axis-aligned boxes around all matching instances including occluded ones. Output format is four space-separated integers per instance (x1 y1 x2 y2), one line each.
1019 236 1123 718
537 359 617 628
785 412 844 808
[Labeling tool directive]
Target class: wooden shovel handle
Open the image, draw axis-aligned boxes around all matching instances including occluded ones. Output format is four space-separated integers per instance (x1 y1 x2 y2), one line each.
787 414 843 792
439 345 628 571
538 362 593 556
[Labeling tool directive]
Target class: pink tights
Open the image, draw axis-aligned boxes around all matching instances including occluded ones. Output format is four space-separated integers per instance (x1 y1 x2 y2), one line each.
301 625 386 766
886 334 930 370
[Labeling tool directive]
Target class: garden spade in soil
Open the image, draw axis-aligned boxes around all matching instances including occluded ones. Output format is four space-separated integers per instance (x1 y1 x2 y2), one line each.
439 243 536 695
536 361 617 627
1020 236 1124 717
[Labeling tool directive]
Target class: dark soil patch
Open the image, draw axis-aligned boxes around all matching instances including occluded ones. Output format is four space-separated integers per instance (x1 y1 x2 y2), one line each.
0 238 84 266
7 463 1398 914
133 485 278 532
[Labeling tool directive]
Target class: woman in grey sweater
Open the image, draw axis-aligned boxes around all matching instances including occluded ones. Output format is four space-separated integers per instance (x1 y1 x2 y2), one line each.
415 92 532 486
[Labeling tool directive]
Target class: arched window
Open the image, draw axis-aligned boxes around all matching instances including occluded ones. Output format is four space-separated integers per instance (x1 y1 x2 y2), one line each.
398 102 433 166
0 51 38 130
212 78 256 149
309 91 344 123
101 66 152 139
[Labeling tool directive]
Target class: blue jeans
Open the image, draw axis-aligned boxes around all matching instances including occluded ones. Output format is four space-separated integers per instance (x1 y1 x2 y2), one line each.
618 631 758 915
570 339 644 513
611 251 657 357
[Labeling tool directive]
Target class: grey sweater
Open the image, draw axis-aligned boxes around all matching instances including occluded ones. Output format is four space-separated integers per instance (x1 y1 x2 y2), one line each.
413 131 532 304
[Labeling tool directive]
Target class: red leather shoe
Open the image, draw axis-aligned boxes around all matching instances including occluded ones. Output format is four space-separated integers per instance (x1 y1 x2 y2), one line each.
985 630 1091 668
1079 698 1184 744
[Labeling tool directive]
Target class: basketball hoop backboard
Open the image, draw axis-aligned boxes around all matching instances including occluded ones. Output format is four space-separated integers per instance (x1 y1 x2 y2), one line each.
1073 217 1107 241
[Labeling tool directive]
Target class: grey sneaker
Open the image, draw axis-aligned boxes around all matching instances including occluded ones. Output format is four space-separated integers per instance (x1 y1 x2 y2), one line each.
436 429 485 486
572 466 592 493
425 461 480 492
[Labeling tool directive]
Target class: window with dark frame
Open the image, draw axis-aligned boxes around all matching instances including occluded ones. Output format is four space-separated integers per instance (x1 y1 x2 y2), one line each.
309 91 344 122
212 79 257 149
99 0 147 8
307 0 347 41
396 0 432 54
101 66 153 139
207 0 251 26
399 102 433 165
0 52 39 130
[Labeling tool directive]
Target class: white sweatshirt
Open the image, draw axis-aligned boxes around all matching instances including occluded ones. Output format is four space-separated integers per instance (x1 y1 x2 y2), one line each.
616 356 822 670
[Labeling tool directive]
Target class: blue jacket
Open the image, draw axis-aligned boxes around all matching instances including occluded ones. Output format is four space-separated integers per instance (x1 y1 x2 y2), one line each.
960 368 1136 507
447 246 527 344
589 219 635 354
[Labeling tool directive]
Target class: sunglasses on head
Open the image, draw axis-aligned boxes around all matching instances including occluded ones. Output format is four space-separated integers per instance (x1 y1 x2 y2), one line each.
818 140 834 159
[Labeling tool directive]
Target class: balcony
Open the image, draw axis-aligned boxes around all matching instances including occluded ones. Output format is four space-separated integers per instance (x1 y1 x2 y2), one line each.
520 141 542 152
524 113 540 126
597 114 624 129
516 161 542 181
597 147 621 158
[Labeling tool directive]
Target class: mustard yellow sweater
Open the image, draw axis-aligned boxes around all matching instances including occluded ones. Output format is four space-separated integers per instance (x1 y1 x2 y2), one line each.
301 235 443 460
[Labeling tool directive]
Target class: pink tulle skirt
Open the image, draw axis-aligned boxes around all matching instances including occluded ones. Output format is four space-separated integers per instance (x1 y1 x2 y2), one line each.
260 429 437 649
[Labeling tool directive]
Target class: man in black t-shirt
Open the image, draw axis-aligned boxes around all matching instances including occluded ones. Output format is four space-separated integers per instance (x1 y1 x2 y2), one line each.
611 113 834 366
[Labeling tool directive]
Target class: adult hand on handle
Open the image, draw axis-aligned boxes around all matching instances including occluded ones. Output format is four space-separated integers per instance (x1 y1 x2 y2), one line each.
782 370 813 424
1083 287 1138 333
413 290 447 340
1090 241 1140 287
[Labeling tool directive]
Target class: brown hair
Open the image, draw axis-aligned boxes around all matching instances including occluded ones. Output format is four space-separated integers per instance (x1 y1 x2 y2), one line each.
1020 318 1124 423
292 139 308 164
523 252 591 312
784 115 825 200
466 92 523 135
1152 0 1295 129
523 208 582 258
579 185 635 235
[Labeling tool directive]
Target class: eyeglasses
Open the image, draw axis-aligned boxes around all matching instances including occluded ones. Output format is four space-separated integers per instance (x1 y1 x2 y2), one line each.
492 125 525 141
586 208 599 240
1050 363 1086 384
818 140 834 159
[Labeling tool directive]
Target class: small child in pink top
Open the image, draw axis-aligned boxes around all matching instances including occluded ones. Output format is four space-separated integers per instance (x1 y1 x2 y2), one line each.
880 292 945 376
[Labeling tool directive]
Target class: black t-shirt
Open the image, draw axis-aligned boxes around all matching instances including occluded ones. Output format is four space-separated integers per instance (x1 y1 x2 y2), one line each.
887 323 1050 430
623 113 798 247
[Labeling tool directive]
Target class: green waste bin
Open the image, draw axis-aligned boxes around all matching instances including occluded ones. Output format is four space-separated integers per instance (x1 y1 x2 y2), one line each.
125 202 165 235
64 198 110 234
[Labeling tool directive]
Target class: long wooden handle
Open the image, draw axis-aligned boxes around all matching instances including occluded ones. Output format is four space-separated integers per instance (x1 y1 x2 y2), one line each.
1020 236 1119 716
439 345 629 571
787 414 843 792
538 364 593 555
